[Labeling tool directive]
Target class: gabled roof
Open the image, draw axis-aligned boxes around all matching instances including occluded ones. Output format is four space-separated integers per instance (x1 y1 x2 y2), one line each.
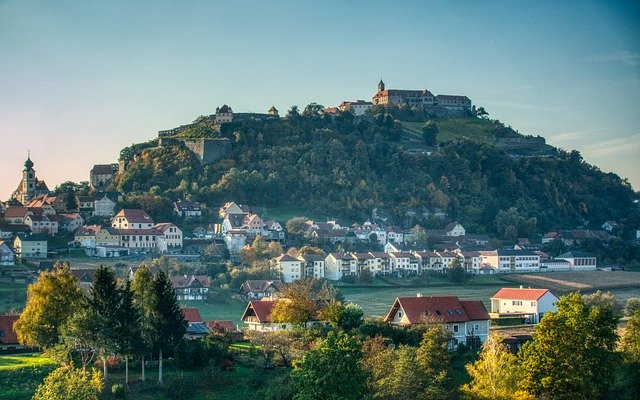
114 209 154 224
174 200 201 211
0 314 20 344
170 275 211 289
275 254 299 262
384 296 489 324
241 300 276 323
329 252 353 260
15 233 48 242
497 249 538 257
206 320 240 333
181 307 203 323
3 207 30 218
91 164 115 175
491 288 556 301
240 280 282 293
299 254 324 262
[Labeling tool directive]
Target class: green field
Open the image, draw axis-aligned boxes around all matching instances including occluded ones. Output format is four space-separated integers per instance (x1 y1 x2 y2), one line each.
402 118 498 145
0 353 57 400
341 276 519 318
180 299 248 326
254 205 332 224
0 282 28 314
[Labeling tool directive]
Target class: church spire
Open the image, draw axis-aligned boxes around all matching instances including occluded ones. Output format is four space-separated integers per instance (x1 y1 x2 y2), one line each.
378 78 385 92
24 152 34 170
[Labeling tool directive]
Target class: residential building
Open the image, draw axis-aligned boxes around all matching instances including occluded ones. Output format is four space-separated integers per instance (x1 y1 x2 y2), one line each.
0 314 22 351
174 200 202 219
556 251 597 271
490 288 559 324
74 225 101 248
206 320 243 342
242 300 287 332
219 202 250 219
13 234 48 259
171 275 211 300
273 254 302 283
445 222 466 236
154 223 183 252
384 295 490 348
368 252 392 275
78 196 95 215
58 213 84 233
93 193 117 217
181 307 210 338
0 241 15 266
240 280 282 300
324 253 358 280
112 209 154 229
24 214 57 235
601 221 618 232
389 252 420 275
298 253 325 279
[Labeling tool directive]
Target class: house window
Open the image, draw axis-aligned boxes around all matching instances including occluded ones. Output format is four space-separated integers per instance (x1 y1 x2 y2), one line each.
474 323 479 331
512 300 522 306
397 311 403 318
531 301 536 306
453 325 459 333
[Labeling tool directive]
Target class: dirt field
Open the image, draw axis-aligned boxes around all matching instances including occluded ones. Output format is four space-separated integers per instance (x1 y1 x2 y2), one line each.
500 271 640 293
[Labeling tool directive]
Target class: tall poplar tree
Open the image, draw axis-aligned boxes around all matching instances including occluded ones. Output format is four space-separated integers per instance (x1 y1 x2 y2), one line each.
115 279 142 385
131 265 155 381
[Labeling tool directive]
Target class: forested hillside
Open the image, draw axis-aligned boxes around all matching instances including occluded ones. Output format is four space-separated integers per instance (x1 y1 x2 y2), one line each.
114 106 639 237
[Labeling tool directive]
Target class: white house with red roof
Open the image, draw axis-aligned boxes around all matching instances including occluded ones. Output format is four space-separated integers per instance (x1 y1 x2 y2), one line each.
490 287 559 324
384 295 490 348
241 300 289 332
112 209 154 229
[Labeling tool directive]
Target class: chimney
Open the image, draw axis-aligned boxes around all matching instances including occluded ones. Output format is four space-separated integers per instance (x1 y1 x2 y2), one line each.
416 293 422 297
520 285 523 289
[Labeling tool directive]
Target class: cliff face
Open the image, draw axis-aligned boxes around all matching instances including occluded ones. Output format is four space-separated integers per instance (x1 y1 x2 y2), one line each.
159 137 232 165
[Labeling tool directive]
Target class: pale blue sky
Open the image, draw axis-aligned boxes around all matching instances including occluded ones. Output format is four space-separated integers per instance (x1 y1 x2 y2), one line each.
1 1 639 199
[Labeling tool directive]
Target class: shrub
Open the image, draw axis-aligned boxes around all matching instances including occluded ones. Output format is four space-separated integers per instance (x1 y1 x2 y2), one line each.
165 374 195 400
32 365 102 400
111 383 126 398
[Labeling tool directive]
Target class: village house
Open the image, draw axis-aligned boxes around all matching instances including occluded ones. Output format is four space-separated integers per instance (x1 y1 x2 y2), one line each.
171 275 211 300
24 213 57 235
206 320 243 342
58 213 84 233
218 201 250 219
389 251 420 275
298 253 326 279
368 252 392 275
181 307 210 338
384 295 490 349
93 193 117 217
601 220 619 232
112 209 154 229
174 200 202 219
0 241 15 266
445 222 466 236
74 225 101 248
0 314 22 351
154 223 183 252
240 280 282 300
13 234 48 259
242 300 286 332
490 287 559 324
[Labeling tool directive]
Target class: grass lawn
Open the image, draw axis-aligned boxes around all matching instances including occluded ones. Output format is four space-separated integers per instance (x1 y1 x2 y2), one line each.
180 299 248 326
341 276 520 318
0 282 28 314
402 118 497 145
255 205 332 224
0 353 57 400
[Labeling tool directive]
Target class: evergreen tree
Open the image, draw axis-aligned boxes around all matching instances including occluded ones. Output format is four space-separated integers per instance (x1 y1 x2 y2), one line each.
88 266 120 381
151 270 187 386
115 279 143 385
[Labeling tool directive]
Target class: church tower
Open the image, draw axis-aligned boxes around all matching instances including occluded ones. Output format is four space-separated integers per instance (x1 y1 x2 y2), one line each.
21 154 36 204
378 79 385 92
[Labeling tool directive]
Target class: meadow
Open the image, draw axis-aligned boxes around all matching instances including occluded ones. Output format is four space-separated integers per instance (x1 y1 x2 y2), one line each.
0 353 57 400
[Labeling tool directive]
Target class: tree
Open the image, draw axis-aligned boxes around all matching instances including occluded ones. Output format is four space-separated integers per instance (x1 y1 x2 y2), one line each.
285 217 309 236
115 279 142 385
448 258 467 284
625 297 640 316
621 310 640 398
60 306 100 370
150 270 187 386
519 292 619 399
292 331 370 400
462 334 530 400
32 365 103 400
413 323 455 399
65 186 78 212
583 290 623 318
321 302 364 331
422 121 438 146
14 262 83 350
131 265 156 381
88 266 120 381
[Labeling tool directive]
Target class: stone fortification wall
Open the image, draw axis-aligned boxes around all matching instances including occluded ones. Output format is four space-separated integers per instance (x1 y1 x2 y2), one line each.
159 137 232 165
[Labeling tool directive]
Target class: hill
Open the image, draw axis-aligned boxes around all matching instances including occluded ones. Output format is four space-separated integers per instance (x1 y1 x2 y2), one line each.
113 107 639 237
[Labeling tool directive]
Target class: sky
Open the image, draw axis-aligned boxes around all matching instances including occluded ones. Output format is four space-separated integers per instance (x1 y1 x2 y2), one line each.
1 1 639 200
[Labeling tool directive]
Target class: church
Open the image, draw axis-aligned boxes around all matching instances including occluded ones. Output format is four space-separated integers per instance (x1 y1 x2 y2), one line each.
10 155 50 205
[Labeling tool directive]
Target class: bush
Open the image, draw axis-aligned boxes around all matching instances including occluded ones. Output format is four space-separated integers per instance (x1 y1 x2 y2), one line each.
340 275 357 284
165 374 195 400
111 383 126 398
32 366 102 400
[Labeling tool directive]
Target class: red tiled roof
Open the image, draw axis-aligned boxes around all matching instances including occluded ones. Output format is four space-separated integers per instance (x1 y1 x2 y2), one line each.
491 288 552 301
384 296 489 324
0 314 19 344
275 254 299 262
181 307 202 323
4 207 29 218
242 300 276 323
114 209 154 224
206 320 240 333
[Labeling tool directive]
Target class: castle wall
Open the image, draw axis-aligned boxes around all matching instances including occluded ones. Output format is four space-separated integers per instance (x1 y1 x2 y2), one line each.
161 138 232 165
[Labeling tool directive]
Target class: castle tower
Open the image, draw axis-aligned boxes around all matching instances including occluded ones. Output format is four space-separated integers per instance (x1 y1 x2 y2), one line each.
378 79 385 92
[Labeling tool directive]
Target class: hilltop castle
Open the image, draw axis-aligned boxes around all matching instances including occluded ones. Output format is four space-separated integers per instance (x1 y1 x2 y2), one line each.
371 79 472 111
